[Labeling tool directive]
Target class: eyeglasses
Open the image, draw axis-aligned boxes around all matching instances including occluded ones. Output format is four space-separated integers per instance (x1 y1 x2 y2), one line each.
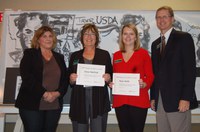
156 16 172 20
83 33 96 37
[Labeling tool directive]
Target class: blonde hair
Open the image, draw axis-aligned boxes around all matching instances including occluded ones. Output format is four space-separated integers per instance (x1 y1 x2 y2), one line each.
31 26 57 49
119 23 141 52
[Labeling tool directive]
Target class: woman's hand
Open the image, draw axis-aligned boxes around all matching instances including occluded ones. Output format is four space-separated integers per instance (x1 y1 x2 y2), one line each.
139 79 147 88
103 73 111 83
108 82 114 88
70 73 78 84
43 91 60 103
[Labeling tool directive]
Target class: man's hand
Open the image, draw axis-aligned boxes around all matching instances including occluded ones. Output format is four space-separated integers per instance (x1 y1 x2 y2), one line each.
178 100 190 112
151 100 156 111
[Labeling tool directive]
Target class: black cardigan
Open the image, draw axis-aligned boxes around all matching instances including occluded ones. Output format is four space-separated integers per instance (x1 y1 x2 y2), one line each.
68 48 112 123
15 48 68 110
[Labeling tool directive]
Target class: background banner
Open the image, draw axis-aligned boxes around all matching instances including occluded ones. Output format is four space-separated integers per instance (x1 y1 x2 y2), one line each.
0 10 200 104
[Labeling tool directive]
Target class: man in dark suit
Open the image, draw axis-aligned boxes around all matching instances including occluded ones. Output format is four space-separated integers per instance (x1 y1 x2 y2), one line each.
150 6 198 132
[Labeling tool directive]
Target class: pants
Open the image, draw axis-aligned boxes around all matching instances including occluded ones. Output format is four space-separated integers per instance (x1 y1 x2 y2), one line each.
115 104 148 132
19 108 61 132
72 88 108 132
156 94 191 132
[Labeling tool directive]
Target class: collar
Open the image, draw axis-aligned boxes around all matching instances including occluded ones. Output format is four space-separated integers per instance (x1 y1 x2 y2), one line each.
160 27 173 44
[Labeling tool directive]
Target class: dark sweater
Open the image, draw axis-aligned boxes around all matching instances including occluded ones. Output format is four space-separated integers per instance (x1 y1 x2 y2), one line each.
68 48 112 123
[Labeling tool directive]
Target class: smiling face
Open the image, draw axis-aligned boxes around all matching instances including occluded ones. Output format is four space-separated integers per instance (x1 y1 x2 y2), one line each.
83 29 96 48
122 27 137 48
38 31 54 50
156 9 174 34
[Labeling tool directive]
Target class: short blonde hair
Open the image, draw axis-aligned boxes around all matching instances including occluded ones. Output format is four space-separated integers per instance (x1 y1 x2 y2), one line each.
119 23 141 52
31 26 57 49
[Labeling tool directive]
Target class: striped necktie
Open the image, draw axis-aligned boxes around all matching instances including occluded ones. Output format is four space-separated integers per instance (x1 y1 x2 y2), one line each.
160 35 165 56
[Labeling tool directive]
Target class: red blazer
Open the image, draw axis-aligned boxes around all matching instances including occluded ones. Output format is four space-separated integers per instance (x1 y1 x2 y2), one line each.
112 48 154 108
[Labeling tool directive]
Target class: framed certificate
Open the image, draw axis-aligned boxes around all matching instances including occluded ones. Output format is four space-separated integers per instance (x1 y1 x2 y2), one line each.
112 73 140 96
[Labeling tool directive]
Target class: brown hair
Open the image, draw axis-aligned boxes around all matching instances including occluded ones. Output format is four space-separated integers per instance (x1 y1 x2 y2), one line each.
119 23 141 52
31 26 57 49
80 23 100 47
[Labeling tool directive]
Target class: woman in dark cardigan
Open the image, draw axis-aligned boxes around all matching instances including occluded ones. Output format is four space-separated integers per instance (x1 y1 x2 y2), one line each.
68 23 112 132
15 26 68 132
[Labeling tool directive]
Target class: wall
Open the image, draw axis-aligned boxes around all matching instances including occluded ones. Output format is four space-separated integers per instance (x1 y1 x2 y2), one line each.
1 0 200 10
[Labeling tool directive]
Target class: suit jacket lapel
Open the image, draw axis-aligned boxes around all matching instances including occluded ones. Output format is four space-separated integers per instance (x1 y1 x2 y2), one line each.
154 37 162 63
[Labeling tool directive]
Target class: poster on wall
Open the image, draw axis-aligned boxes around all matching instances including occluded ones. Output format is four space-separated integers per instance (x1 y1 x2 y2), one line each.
1 10 200 104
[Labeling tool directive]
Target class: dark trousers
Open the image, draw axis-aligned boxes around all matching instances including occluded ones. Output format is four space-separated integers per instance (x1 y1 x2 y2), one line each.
72 88 108 132
19 108 62 132
115 105 148 132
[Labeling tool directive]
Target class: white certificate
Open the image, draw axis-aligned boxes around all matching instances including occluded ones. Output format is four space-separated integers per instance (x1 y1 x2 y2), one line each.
112 73 140 96
76 63 105 86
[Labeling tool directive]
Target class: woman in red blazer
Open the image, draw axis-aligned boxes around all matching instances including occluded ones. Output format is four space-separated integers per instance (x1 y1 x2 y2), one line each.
111 23 154 132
